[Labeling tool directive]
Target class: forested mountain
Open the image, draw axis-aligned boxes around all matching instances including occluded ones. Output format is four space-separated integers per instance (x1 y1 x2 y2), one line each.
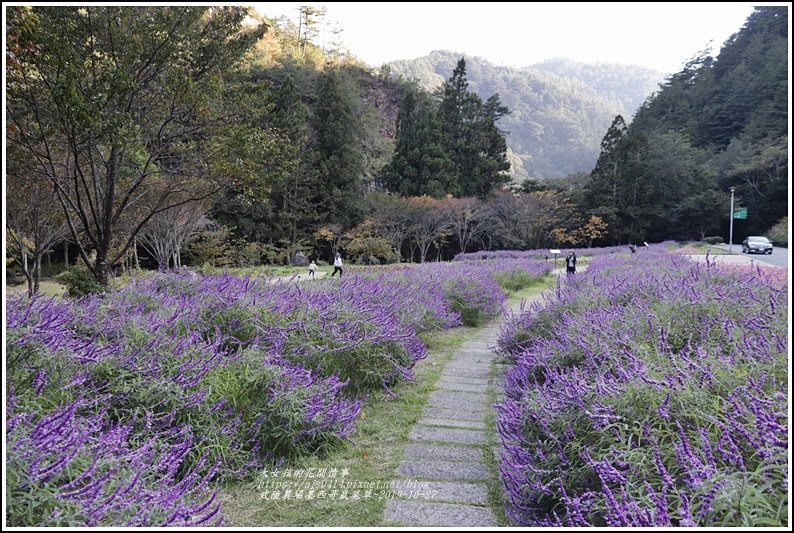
387 51 663 179
528 57 662 117
578 6 788 243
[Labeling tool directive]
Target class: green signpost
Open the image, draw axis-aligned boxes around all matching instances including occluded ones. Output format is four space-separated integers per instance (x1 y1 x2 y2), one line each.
733 207 748 219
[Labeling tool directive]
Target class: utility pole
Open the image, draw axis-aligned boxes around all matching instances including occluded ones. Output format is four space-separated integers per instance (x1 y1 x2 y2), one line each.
728 186 736 252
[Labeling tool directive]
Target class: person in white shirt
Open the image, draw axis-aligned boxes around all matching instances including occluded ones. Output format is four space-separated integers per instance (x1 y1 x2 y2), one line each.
308 260 317 278
331 252 343 277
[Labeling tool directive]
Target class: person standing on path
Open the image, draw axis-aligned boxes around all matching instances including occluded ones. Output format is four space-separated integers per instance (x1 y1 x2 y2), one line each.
565 251 577 275
331 252 343 277
308 260 317 278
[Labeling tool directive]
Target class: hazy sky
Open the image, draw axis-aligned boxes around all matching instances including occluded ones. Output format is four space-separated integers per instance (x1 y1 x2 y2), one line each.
255 2 758 73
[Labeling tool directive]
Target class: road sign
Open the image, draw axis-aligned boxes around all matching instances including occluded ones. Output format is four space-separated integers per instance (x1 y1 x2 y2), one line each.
733 208 747 219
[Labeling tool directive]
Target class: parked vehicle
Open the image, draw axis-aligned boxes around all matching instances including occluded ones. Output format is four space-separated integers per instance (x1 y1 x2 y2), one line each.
742 236 773 254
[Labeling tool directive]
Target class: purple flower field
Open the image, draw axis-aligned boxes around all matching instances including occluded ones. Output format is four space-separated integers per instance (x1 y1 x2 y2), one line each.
454 244 633 262
6 259 549 526
496 249 788 526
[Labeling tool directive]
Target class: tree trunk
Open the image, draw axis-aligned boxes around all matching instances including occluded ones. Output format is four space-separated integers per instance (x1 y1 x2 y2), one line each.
95 250 110 288
22 248 33 297
64 244 69 267
33 255 42 294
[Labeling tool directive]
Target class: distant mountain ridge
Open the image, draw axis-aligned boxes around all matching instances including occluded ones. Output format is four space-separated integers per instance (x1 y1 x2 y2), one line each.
387 51 664 179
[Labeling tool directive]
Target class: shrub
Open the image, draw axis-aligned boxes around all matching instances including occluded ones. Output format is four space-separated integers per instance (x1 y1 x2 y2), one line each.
492 269 543 293
443 274 504 327
6 402 222 527
280 311 416 395
703 236 724 245
766 216 787 247
56 267 104 297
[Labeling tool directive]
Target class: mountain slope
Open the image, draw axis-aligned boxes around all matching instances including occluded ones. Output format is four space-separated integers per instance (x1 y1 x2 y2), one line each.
387 51 663 179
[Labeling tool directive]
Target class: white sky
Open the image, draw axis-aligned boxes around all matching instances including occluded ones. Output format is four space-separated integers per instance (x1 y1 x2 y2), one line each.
255 1 759 73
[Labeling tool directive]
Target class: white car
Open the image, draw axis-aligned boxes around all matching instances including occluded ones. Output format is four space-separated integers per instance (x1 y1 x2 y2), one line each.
742 236 773 255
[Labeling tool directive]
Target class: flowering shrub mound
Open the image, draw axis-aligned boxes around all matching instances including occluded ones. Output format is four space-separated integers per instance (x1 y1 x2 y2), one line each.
7 258 549 526
7 400 223 527
496 250 788 526
454 245 630 262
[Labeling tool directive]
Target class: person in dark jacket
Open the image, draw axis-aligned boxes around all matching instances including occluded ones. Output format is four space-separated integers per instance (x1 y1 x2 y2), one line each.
565 251 577 275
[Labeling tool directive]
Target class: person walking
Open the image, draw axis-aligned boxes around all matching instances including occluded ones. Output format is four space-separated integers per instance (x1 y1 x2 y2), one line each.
308 260 317 278
331 252 343 277
565 251 577 275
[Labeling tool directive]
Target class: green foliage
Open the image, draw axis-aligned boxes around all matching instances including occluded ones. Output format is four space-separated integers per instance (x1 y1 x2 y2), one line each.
583 120 720 243
601 7 789 241
311 69 367 228
7 6 267 287
438 58 511 197
442 277 500 327
6 329 81 415
199 304 259 351
56 267 104 298
766 217 787 247
186 226 234 267
201 352 348 461
382 91 456 197
703 236 725 245
6 440 87 527
492 270 544 293
382 58 511 198
280 308 412 395
342 220 400 264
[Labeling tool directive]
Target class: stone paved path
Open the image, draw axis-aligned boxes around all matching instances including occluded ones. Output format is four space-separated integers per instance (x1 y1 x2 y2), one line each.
384 292 546 527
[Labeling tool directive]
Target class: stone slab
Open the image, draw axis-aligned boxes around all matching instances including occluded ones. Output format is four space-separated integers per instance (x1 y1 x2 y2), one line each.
428 396 486 412
435 376 490 386
391 480 489 504
418 417 486 430
385 499 496 526
440 368 491 380
423 407 486 422
430 390 488 404
396 460 489 480
435 380 488 393
409 426 486 444
404 444 484 463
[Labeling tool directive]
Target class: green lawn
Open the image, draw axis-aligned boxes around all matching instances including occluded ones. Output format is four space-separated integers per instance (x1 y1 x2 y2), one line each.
666 242 736 255
5 279 66 298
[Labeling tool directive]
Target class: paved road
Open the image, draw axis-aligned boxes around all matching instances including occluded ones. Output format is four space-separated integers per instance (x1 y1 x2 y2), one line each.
267 271 328 284
712 244 789 268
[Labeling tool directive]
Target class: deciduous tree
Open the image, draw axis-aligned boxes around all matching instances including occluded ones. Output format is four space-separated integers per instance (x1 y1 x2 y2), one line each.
6 6 265 287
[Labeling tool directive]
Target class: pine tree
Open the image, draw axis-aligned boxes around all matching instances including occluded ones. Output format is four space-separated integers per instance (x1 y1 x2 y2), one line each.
382 91 455 197
270 75 317 245
311 69 365 228
438 58 510 197
583 115 627 231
